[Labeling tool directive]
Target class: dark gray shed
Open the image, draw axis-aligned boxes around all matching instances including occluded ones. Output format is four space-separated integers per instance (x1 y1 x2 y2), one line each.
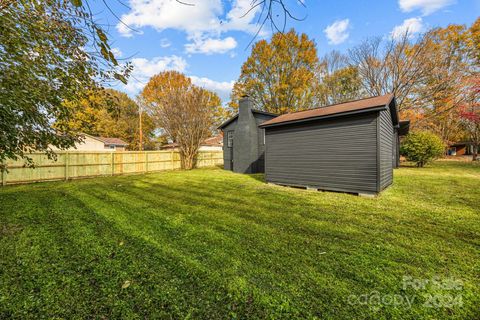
259 94 406 195
218 96 277 173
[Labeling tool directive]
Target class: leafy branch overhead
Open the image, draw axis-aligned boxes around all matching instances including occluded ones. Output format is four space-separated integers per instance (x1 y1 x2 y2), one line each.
0 0 131 167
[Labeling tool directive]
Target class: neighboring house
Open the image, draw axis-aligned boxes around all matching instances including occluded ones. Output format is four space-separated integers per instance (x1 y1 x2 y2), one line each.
222 94 410 195
448 141 475 156
218 96 277 173
160 134 224 151
52 134 128 151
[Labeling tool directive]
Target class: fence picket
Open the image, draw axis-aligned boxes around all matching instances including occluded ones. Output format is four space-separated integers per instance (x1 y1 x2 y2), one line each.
2 150 223 185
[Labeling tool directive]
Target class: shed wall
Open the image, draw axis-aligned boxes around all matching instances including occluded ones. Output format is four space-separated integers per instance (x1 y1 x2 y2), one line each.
255 113 274 173
265 112 379 194
379 108 394 190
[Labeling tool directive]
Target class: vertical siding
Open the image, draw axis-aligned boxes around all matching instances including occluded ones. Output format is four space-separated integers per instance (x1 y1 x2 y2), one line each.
393 129 399 168
254 113 275 173
379 108 394 190
222 120 236 171
265 113 379 194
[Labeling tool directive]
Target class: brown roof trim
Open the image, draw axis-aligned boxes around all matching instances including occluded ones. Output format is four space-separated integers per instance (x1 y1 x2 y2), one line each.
259 94 395 128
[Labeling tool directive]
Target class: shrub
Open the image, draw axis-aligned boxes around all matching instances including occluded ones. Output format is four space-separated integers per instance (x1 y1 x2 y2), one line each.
400 131 445 167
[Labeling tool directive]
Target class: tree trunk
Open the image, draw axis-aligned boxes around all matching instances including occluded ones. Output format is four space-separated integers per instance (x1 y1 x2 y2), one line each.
180 149 198 170
473 144 478 161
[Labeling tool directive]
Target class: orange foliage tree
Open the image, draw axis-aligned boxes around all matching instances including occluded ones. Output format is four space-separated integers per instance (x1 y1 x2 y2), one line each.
230 29 320 114
141 71 223 169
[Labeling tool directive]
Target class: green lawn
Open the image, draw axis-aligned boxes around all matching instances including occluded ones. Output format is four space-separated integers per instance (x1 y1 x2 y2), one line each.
0 161 479 319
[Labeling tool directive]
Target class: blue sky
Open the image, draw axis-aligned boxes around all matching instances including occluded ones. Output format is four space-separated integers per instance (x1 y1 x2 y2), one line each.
94 0 480 102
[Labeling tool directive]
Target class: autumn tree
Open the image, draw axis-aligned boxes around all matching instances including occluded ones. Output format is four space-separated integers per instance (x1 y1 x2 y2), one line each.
141 71 222 169
349 32 437 114
0 0 130 167
230 29 320 114
317 51 362 105
58 89 156 150
458 76 480 160
409 19 479 146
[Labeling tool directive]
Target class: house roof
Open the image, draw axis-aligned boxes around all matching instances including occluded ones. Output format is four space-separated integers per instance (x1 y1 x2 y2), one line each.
202 133 223 146
259 94 397 128
218 109 278 129
83 134 128 146
161 134 223 149
450 141 475 147
97 137 128 146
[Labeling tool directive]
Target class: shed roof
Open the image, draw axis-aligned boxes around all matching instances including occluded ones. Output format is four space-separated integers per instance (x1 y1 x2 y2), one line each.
259 94 396 128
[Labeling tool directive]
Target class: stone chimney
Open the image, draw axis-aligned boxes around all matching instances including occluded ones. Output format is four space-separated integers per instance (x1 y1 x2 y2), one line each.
233 95 259 173
238 95 253 118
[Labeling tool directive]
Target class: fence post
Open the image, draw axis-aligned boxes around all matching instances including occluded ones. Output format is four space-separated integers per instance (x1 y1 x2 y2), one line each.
111 152 115 176
1 161 6 186
65 152 69 181
171 151 174 170
145 151 148 173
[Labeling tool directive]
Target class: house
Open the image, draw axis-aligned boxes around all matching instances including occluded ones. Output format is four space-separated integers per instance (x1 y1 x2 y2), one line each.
448 141 475 156
160 134 223 151
52 134 128 151
218 96 277 173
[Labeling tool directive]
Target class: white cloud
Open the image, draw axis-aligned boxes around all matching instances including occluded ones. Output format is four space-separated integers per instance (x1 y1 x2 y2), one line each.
398 0 455 15
111 47 123 58
185 36 237 54
123 55 188 93
222 0 263 34
119 55 233 101
390 17 424 39
324 19 350 45
117 0 262 55
190 76 234 101
323 19 350 44
117 0 222 37
117 0 261 37
160 38 171 48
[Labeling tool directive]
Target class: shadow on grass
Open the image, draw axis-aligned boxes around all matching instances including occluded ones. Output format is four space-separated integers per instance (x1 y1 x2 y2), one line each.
1 166 479 319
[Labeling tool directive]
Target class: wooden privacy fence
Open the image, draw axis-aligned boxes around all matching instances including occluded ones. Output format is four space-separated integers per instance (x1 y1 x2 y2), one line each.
1 150 223 186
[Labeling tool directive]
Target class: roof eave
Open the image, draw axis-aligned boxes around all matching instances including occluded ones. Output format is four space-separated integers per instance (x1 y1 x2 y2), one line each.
218 109 278 130
218 114 238 129
259 105 388 128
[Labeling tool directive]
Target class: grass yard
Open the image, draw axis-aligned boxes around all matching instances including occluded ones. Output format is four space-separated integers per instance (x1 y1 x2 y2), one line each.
0 161 479 319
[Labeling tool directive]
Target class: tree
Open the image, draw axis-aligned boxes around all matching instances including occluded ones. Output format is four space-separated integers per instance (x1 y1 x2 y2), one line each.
349 32 436 113
141 71 222 169
318 52 362 105
410 19 480 147
316 51 362 105
230 29 320 114
459 76 480 161
58 89 156 150
0 0 130 168
400 131 445 167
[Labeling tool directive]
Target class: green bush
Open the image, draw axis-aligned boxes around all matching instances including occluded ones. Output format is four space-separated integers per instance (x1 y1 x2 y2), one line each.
400 131 445 167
